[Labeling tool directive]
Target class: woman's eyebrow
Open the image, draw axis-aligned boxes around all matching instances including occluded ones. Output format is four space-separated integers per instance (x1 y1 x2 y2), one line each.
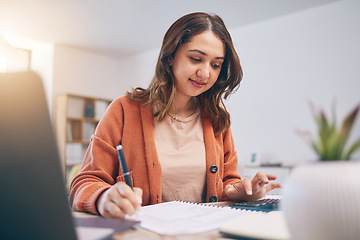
188 49 224 60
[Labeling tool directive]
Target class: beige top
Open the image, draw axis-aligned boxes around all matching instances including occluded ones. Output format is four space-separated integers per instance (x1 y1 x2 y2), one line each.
153 107 207 203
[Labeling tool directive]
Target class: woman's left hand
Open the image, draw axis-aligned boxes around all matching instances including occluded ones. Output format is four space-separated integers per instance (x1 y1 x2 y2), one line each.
224 172 281 202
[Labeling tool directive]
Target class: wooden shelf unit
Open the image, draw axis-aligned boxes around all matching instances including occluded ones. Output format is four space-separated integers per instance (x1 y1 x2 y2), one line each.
55 94 112 183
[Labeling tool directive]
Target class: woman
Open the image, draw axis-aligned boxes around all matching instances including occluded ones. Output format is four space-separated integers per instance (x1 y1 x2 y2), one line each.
70 12 280 218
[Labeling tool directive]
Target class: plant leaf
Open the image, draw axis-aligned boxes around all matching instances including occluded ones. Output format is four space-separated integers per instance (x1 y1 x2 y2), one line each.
325 131 339 160
318 111 329 145
331 98 337 130
301 101 360 161
344 137 360 159
338 104 360 158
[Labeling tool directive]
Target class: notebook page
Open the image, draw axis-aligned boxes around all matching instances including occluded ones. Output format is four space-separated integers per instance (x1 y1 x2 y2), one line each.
126 201 261 235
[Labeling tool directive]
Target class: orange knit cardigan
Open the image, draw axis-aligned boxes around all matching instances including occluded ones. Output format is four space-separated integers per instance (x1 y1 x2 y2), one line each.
69 96 241 214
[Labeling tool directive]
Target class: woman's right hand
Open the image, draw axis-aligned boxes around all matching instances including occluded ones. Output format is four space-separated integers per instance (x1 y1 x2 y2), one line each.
96 182 143 218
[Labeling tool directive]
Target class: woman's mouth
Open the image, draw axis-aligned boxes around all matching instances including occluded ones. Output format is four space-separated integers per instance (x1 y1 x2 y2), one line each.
189 79 205 88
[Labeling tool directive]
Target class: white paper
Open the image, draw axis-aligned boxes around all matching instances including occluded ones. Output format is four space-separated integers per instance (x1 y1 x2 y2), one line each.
127 201 258 235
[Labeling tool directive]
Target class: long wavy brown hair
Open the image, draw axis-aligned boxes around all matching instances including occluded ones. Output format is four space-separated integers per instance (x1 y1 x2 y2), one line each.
127 12 243 135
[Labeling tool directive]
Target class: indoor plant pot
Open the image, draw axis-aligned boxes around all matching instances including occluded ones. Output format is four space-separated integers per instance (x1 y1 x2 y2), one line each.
282 102 360 240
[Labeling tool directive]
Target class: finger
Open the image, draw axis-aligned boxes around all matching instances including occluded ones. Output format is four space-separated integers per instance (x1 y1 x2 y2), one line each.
225 183 248 200
264 183 282 193
104 201 125 218
224 184 236 199
266 174 277 181
133 187 143 206
117 198 138 216
112 183 139 216
242 178 252 195
230 181 242 191
117 183 142 208
252 172 269 186
106 183 137 216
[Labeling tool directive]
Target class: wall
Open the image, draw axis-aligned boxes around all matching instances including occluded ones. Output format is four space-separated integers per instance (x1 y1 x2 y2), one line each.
229 0 360 167
117 47 159 90
52 45 126 104
113 0 360 167
30 42 54 112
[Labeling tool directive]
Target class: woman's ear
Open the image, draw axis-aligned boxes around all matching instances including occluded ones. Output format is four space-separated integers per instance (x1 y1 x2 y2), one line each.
168 56 173 66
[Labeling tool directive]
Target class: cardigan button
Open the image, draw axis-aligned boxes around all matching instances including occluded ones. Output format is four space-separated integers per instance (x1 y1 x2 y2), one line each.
210 165 218 173
209 195 217 202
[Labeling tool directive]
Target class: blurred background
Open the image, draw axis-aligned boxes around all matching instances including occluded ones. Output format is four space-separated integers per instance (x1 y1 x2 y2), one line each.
1 0 359 184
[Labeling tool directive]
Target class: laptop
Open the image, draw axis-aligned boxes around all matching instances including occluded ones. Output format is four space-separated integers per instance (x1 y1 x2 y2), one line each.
0 71 139 239
0 71 78 239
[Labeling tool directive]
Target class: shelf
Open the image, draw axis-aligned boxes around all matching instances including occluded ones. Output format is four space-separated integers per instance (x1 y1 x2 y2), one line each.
67 116 98 122
66 140 90 144
55 94 112 184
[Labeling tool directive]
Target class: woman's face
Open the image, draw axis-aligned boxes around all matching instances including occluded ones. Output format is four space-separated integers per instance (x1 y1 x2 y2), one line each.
170 31 225 101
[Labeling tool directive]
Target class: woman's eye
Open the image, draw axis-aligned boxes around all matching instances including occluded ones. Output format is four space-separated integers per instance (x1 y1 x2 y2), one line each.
212 63 221 69
190 57 201 62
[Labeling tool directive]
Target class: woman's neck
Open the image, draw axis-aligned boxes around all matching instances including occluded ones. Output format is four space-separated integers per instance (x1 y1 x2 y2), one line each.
172 95 197 117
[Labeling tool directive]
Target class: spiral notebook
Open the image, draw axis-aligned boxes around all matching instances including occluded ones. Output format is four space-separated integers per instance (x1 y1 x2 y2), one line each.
126 200 262 235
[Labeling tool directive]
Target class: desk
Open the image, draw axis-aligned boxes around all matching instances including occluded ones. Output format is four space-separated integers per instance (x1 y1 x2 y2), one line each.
73 202 240 240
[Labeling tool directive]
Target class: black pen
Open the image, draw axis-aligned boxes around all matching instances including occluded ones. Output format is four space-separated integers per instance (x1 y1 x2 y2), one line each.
116 144 133 189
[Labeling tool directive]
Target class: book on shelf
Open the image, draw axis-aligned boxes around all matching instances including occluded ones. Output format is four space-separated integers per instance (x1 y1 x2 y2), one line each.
66 121 73 141
83 122 96 142
67 97 86 118
65 143 86 165
95 100 110 120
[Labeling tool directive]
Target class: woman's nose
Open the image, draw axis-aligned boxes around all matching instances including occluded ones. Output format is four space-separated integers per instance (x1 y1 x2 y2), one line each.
196 64 210 79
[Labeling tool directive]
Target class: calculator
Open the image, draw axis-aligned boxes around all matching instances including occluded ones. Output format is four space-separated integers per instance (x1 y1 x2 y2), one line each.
230 198 280 212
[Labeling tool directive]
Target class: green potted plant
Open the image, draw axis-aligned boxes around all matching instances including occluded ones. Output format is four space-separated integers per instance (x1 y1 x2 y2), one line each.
282 101 360 240
304 101 360 160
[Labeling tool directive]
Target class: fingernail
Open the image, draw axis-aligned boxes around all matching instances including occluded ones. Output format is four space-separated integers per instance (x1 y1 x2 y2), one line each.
247 190 252 195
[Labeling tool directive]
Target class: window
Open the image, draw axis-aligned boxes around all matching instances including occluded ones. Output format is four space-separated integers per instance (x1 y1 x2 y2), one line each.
0 35 31 73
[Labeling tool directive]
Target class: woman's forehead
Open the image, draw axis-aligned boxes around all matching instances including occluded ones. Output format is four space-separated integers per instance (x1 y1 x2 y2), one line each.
180 31 225 58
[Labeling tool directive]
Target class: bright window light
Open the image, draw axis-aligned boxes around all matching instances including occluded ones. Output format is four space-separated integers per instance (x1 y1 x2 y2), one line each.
0 35 31 73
